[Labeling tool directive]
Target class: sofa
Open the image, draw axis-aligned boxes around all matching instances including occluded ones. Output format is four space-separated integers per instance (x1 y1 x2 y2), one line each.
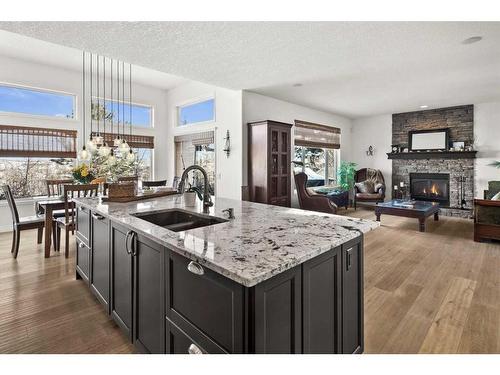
474 181 500 242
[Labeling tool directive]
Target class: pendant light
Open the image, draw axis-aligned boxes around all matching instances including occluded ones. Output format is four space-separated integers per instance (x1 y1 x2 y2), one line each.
113 59 123 147
93 54 103 146
99 55 111 157
119 61 130 155
86 53 97 152
126 62 135 162
78 51 90 161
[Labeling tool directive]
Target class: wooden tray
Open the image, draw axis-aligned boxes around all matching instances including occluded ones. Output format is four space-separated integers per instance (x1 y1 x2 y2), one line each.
102 189 179 203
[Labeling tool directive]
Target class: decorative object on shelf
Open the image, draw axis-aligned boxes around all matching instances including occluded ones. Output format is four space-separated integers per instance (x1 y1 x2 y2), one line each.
72 164 94 184
391 145 400 153
223 130 231 157
366 145 374 156
452 141 465 151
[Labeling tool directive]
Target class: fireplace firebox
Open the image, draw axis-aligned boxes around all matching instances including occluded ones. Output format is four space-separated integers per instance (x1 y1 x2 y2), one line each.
410 173 450 207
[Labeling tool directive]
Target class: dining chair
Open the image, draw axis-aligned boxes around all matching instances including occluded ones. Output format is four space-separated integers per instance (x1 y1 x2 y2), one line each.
142 180 167 188
46 179 74 197
2 185 52 259
118 176 139 182
55 184 98 258
45 179 74 218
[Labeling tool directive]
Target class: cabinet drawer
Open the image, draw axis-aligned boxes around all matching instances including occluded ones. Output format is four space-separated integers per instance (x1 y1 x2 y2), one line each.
76 206 90 245
166 318 226 354
166 252 244 353
76 237 90 283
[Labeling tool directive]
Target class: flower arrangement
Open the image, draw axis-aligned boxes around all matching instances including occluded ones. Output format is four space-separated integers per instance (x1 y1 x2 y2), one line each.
72 164 94 184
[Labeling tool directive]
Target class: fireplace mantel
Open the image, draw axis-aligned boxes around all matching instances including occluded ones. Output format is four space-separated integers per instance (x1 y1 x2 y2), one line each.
387 151 477 160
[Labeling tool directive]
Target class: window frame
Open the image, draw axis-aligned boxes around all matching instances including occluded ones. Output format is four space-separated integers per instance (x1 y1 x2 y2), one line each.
0 82 77 122
294 145 339 187
92 96 154 129
176 96 216 127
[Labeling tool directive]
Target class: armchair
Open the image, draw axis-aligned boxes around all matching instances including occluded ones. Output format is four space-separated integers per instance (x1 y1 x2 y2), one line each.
353 168 386 209
294 172 337 214
474 198 500 242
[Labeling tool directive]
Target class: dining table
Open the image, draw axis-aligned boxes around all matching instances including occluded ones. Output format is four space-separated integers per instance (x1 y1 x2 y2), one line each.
36 197 73 258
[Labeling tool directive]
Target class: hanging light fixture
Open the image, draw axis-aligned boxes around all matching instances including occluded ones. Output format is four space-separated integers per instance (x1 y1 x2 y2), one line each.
119 61 130 155
126 62 135 162
86 53 97 152
99 55 111 157
93 54 104 146
78 51 90 161
113 59 123 147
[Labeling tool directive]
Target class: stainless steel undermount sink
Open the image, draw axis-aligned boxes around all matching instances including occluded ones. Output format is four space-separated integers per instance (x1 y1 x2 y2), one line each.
132 208 228 232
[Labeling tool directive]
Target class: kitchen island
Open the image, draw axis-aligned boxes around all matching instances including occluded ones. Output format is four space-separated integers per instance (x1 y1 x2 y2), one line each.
73 194 378 354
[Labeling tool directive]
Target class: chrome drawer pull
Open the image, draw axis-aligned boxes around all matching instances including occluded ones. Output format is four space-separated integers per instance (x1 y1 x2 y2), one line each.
188 343 203 354
92 213 105 220
187 261 204 276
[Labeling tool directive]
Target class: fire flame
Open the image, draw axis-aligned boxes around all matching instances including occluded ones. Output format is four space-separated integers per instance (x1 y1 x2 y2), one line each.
422 184 440 196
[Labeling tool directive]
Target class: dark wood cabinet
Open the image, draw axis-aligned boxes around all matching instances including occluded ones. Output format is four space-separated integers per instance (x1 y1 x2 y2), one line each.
165 252 244 353
89 212 110 310
76 203 364 355
110 223 134 339
133 234 165 354
253 266 302 353
248 120 292 207
76 205 90 246
75 237 90 283
342 237 364 354
302 246 342 353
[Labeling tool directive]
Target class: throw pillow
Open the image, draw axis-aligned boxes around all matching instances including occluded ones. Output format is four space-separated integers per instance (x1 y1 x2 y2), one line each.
491 191 500 200
374 182 384 192
355 180 375 194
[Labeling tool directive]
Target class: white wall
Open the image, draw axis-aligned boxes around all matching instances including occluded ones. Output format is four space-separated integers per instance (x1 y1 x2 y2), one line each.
351 115 393 200
242 91 353 207
474 102 500 196
349 102 500 200
0 55 170 232
163 81 243 200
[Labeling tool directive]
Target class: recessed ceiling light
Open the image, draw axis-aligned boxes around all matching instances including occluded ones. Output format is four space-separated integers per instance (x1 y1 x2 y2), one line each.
420 105 429 109
292 83 303 87
462 36 482 45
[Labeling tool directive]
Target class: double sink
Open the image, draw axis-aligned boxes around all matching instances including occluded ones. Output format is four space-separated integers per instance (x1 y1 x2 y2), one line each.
132 208 228 232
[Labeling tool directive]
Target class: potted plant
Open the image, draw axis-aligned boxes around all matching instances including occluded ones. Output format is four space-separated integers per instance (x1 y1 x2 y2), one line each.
184 184 203 207
338 161 357 200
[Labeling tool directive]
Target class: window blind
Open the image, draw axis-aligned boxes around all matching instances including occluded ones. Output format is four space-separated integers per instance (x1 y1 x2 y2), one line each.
91 132 154 149
0 125 77 158
294 120 341 149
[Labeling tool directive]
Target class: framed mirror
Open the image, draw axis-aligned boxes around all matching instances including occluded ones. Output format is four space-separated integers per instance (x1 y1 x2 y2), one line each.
408 128 449 151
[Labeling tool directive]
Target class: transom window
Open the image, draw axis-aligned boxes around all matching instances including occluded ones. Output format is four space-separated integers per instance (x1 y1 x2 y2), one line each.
93 98 153 128
0 84 75 119
177 98 215 126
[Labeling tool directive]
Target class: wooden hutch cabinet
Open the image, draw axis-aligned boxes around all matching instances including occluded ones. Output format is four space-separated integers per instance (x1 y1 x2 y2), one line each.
248 120 292 207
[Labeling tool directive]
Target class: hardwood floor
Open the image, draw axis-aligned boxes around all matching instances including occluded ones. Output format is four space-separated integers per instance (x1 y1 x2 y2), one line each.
343 207 500 354
0 208 498 354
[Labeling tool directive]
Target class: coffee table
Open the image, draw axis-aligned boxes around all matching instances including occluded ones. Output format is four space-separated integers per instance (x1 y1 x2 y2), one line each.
375 200 440 232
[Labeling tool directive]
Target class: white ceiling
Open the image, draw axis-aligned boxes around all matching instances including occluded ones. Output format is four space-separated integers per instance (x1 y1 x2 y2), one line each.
0 30 187 90
1 22 500 118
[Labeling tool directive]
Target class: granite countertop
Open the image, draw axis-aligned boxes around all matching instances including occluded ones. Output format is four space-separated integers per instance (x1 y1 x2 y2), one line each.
73 195 379 287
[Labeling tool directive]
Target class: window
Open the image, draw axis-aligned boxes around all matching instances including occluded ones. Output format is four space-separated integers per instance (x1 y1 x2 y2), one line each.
135 148 153 181
174 131 215 194
0 84 75 119
94 99 152 128
293 147 339 187
178 98 215 126
0 157 74 199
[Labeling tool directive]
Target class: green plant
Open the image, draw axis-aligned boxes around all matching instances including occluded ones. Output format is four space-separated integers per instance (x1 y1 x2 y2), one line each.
186 184 204 200
338 161 357 191
489 161 500 169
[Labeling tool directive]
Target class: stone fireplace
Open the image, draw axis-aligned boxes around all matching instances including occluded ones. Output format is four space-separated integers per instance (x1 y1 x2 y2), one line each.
391 105 475 218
